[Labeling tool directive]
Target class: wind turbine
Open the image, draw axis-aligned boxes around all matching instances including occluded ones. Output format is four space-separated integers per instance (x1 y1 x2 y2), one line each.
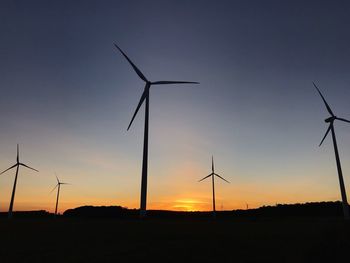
0 144 38 218
198 156 229 217
114 43 199 218
314 82 350 220
50 174 70 216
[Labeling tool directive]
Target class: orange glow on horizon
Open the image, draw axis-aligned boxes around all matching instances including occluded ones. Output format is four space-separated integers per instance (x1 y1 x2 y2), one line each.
0 193 342 214
0 160 343 214
171 198 208 211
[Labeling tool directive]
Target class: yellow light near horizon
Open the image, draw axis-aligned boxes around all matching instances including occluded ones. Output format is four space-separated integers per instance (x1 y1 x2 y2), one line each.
172 198 208 211
172 205 194 211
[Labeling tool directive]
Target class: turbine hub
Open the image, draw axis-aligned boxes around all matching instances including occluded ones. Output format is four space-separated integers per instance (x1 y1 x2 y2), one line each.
325 116 336 123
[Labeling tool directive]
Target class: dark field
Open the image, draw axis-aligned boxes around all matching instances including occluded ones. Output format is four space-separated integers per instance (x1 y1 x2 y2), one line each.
0 218 349 263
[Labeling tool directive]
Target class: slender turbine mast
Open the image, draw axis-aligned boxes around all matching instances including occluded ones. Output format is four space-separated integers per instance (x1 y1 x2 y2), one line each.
0 144 38 218
50 174 70 216
114 43 199 218
314 82 350 220
198 156 229 217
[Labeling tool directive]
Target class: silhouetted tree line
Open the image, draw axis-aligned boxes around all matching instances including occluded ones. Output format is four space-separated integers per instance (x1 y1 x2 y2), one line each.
0 201 345 219
63 201 346 219
0 210 51 218
232 201 344 218
64 205 138 218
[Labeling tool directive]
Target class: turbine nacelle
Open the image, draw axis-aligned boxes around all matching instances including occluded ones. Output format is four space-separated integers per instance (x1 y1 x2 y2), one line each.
198 156 230 183
325 116 336 123
314 82 350 146
50 174 70 193
0 145 39 175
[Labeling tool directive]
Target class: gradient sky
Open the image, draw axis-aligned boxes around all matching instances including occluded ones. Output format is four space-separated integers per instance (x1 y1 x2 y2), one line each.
1 0 350 213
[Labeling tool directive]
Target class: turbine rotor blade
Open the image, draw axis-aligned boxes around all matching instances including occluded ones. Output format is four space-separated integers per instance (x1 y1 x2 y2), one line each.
60 182 71 185
55 173 60 184
20 163 39 172
212 156 214 173
151 81 199 85
114 43 148 82
198 173 213 182
214 173 230 183
313 82 335 117
336 117 350 124
0 164 17 175
17 144 19 163
319 124 332 146
127 88 147 130
50 184 58 194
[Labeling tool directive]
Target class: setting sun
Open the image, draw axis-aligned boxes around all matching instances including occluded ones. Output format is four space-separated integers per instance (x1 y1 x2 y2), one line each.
172 199 208 211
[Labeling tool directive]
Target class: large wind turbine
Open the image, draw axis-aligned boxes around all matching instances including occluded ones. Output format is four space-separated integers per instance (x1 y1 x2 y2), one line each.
114 43 199 218
0 144 38 218
198 156 229 217
50 174 70 216
314 82 350 220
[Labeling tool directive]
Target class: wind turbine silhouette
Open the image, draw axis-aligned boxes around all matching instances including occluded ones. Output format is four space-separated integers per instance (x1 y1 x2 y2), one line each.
50 174 70 216
0 144 38 218
114 43 199 218
314 82 350 220
198 156 229 217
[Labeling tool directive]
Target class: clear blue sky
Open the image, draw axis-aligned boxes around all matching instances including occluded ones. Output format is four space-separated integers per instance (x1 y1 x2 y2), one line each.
1 0 350 212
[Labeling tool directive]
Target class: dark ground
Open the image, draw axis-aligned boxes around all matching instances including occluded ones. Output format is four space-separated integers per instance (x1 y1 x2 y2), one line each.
0 217 349 263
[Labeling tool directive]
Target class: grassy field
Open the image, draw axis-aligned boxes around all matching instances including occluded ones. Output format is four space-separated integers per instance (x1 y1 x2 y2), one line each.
0 217 349 263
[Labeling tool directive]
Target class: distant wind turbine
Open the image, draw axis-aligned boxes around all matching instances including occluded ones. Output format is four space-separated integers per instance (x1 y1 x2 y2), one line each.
50 174 70 216
114 43 199 218
0 144 38 218
314 82 350 220
198 156 229 217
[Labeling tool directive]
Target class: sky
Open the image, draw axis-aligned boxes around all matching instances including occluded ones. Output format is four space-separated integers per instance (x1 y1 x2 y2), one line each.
1 0 350 213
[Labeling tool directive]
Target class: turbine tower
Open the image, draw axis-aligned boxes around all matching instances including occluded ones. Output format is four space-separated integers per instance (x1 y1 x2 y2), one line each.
198 156 229 217
114 43 199 218
51 174 70 216
314 82 350 220
0 144 38 218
